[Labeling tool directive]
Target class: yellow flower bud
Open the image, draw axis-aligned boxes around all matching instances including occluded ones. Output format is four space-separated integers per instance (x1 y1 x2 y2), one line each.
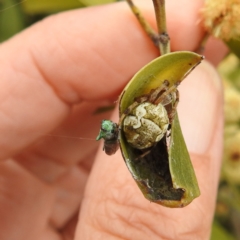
202 0 240 41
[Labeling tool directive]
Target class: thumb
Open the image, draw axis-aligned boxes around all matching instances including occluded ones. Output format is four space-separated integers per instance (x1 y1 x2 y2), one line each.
76 61 223 239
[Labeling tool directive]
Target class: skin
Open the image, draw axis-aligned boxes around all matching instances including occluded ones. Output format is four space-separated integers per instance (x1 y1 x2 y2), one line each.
0 1 228 239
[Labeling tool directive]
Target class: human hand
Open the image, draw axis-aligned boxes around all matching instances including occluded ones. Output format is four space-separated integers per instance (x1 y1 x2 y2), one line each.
0 1 227 239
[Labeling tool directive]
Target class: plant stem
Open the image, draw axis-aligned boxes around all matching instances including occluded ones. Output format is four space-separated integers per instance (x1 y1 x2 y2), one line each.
196 32 210 54
126 0 159 47
152 0 170 55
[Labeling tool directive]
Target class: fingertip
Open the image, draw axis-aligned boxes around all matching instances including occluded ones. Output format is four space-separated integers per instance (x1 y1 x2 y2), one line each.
177 60 223 234
178 60 223 155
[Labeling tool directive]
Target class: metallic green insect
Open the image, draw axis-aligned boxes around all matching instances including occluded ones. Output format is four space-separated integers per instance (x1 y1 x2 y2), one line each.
96 120 119 155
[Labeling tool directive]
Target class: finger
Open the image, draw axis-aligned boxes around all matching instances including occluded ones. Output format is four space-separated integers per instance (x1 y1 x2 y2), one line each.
49 166 87 229
0 160 83 239
0 160 57 240
76 61 223 239
15 101 112 180
0 0 227 160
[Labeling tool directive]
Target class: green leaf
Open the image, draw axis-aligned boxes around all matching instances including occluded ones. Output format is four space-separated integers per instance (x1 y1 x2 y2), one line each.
79 0 116 6
169 113 200 206
0 0 25 42
21 0 116 14
21 0 84 14
226 38 240 59
119 51 203 207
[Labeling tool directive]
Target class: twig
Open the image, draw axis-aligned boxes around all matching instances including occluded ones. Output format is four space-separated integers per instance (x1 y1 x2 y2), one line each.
152 0 170 55
126 0 159 47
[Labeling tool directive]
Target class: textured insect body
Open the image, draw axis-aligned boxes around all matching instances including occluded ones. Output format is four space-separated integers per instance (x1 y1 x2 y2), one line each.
96 120 119 155
123 102 169 149
119 78 178 153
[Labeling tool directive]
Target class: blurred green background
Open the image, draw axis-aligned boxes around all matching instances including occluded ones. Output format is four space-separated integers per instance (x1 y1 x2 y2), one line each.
1 0 240 239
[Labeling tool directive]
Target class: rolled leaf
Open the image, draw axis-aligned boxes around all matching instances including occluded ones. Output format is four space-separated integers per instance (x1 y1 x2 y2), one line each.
119 51 203 207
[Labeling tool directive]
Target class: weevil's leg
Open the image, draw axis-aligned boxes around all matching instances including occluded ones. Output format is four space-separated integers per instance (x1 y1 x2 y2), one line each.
166 90 179 137
154 82 179 105
148 79 169 102
119 94 150 125
133 95 149 104
126 0 159 47
168 89 179 123
135 148 152 160
119 101 140 125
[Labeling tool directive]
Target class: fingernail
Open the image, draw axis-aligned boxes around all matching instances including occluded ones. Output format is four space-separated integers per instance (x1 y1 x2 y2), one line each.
178 61 223 155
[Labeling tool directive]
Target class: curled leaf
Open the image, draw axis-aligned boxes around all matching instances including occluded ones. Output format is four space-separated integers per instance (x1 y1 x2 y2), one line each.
118 51 202 207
